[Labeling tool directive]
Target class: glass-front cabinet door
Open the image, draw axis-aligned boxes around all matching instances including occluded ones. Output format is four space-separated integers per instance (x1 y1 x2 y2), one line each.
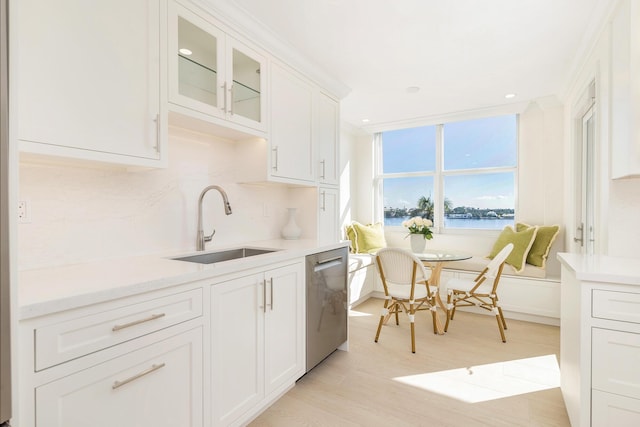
227 41 264 127
169 1 267 134
177 16 221 110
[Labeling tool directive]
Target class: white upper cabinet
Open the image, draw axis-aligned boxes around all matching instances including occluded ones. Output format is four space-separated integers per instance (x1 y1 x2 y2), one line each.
168 1 267 136
269 61 315 183
316 92 340 186
16 0 166 167
237 61 342 188
610 0 640 179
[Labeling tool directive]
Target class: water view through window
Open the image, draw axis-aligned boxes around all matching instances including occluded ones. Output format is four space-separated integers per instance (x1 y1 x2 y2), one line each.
381 115 517 230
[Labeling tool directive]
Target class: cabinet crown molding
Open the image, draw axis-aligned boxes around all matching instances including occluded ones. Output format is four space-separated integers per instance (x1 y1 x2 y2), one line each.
191 0 351 99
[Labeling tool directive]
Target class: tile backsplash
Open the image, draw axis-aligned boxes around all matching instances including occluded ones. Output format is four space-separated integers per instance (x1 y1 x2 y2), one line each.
18 127 297 269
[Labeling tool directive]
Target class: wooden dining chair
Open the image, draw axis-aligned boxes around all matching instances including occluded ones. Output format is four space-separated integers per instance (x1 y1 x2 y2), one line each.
374 248 437 353
444 243 514 342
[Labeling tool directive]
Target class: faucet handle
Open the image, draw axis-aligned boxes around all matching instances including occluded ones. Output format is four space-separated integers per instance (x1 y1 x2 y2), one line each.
204 229 216 243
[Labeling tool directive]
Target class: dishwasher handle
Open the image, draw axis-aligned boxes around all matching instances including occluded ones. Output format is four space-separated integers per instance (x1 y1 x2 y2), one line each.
313 256 343 272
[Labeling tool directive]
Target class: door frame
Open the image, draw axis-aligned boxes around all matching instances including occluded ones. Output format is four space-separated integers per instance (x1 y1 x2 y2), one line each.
569 79 604 255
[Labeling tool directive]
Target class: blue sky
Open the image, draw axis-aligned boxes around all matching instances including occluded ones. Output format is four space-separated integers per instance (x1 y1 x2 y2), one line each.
382 115 516 210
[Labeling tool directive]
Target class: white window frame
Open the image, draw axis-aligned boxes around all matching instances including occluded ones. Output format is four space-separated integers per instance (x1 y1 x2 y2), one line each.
374 115 519 235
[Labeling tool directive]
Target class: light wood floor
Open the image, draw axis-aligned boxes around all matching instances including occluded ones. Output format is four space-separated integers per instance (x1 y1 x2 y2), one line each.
250 298 570 427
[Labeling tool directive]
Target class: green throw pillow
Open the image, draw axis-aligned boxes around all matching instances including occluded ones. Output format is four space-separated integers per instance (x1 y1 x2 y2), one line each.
516 223 560 268
489 225 538 273
351 222 387 254
345 224 358 253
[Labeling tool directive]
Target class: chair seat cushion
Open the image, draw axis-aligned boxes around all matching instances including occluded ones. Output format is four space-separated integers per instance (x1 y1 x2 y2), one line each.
387 281 434 300
445 277 494 295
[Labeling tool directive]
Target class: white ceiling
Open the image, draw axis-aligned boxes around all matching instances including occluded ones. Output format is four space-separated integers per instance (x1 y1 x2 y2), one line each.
227 0 615 130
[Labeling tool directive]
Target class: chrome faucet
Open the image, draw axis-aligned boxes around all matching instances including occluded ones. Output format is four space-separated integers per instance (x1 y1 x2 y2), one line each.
196 185 233 251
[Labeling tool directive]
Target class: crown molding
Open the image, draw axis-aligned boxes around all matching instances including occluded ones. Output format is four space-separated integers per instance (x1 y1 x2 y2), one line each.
361 101 530 134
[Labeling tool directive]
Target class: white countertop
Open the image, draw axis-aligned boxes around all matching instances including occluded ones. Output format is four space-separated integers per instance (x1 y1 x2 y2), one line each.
557 252 640 286
19 239 349 320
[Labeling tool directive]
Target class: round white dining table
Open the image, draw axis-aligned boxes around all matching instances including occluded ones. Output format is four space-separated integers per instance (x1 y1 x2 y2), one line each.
414 250 473 334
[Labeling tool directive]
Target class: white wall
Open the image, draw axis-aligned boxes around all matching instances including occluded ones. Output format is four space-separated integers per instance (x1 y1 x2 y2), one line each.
17 126 297 269
339 125 375 232
518 97 565 226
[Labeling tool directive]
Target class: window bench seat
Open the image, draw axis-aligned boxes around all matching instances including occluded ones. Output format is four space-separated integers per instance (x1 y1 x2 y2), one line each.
444 255 547 279
348 252 560 326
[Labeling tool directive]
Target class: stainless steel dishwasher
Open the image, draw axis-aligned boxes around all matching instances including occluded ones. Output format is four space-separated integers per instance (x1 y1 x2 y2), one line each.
305 247 348 373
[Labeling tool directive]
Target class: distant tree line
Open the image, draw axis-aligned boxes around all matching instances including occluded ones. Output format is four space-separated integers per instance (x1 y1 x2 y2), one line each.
384 195 514 220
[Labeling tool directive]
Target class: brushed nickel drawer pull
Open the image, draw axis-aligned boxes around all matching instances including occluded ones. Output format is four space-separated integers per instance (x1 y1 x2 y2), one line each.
112 313 166 332
112 363 166 389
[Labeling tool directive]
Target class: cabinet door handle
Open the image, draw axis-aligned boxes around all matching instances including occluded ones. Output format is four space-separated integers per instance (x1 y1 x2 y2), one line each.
320 159 326 180
228 83 234 115
112 363 166 389
112 313 166 332
221 81 228 113
573 223 584 245
262 279 267 313
272 146 279 171
321 191 326 211
269 277 274 311
154 114 161 155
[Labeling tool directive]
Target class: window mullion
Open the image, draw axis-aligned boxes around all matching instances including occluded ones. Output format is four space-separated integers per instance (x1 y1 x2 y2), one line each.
373 133 383 224
435 124 444 233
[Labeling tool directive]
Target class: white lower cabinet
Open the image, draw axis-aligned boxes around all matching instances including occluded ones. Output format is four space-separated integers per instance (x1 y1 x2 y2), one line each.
211 262 304 426
20 285 205 427
559 255 640 427
20 258 308 427
35 327 203 427
592 390 640 426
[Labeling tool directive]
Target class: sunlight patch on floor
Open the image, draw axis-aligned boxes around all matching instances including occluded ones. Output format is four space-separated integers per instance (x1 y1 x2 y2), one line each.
394 354 560 403
349 309 372 317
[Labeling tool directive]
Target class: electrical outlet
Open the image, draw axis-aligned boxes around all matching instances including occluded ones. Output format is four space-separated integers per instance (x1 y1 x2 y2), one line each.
18 200 31 223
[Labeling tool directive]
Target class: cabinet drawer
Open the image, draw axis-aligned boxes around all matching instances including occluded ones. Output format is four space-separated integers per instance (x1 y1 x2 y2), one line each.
592 328 640 399
35 288 202 371
592 390 640 426
592 289 640 323
35 327 203 427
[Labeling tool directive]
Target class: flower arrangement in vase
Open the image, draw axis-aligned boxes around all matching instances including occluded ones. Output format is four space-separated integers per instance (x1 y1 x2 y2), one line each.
402 216 433 253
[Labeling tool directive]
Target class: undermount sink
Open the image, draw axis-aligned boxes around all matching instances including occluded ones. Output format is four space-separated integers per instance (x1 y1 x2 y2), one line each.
172 247 278 264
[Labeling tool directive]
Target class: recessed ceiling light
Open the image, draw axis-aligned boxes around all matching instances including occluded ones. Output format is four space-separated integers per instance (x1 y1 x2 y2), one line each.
505 93 516 99
406 86 420 94
179 48 192 55
361 118 370 123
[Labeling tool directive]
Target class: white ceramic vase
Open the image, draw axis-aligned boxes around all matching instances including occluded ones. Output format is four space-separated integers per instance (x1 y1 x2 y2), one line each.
281 207 302 240
410 233 426 253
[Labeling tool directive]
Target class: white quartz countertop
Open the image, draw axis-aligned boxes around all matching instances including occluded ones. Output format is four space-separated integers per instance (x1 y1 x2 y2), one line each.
557 252 640 286
19 239 349 320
